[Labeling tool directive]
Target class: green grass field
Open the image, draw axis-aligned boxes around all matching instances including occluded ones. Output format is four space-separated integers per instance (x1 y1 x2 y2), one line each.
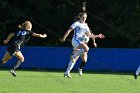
0 69 140 93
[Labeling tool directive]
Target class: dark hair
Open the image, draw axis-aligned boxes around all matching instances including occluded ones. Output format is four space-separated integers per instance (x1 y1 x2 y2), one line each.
74 12 87 21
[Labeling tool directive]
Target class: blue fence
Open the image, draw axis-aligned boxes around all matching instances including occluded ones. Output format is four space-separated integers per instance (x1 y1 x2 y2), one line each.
0 46 140 71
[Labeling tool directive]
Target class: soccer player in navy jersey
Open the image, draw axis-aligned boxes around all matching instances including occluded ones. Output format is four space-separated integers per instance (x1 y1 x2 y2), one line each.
0 21 47 77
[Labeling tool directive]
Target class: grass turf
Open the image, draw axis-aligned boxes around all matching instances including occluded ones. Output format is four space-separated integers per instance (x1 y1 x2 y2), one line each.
0 69 140 93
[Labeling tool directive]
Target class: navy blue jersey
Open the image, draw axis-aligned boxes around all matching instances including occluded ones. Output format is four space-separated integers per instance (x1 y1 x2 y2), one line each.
9 29 34 47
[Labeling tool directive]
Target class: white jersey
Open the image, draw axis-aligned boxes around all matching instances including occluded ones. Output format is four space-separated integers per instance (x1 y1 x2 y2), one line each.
71 21 90 43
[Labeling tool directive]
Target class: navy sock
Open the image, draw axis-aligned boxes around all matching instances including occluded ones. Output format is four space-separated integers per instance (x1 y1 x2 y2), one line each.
0 60 3 64
80 61 86 69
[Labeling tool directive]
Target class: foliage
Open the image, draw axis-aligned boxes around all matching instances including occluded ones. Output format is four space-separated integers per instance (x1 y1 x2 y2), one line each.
0 0 140 48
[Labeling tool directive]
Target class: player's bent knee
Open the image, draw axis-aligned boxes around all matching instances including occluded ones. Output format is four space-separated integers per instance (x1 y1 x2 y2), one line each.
82 60 87 63
84 46 89 52
19 57 24 62
86 47 89 52
1 60 7 64
83 44 89 52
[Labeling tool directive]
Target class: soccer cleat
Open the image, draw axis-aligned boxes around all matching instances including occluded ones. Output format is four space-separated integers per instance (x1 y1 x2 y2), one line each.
9 70 16 77
0 61 4 65
78 68 82 76
0 63 2 67
70 56 76 63
133 73 138 79
64 73 71 78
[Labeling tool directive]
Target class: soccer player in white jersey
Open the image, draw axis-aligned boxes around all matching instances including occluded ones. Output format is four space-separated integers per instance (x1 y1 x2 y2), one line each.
134 65 140 79
61 12 105 78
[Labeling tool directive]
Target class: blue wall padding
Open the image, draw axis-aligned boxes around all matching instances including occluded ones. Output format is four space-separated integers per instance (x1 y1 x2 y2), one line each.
0 46 140 71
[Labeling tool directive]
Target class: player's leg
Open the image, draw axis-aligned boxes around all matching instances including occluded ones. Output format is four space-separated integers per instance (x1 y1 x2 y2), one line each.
64 55 79 78
1 43 18 64
0 51 13 64
64 39 80 78
64 41 79 78
71 43 89 63
10 51 24 77
134 65 140 79
78 52 87 76
0 43 18 64
136 65 140 75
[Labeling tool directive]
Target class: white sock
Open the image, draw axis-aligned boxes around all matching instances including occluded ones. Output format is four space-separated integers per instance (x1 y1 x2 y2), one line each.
65 60 75 74
136 65 140 75
72 48 85 59
12 60 22 71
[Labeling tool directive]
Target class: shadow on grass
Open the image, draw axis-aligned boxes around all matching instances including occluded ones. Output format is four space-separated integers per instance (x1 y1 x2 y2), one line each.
0 67 133 76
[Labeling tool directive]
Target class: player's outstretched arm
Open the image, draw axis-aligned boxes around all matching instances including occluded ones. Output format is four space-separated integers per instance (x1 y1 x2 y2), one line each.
3 33 15 44
61 27 73 42
32 33 47 38
88 33 105 39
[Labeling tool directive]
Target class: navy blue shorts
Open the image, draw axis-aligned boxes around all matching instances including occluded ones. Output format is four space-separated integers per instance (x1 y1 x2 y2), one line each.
7 43 20 56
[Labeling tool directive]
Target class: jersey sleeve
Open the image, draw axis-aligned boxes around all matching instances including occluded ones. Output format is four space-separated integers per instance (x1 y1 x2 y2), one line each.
29 31 34 36
70 22 78 29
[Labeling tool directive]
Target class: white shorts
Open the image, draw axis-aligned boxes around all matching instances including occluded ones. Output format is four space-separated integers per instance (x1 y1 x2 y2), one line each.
72 38 82 50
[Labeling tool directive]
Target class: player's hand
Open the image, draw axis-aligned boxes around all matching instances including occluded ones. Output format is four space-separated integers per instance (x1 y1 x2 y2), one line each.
98 34 105 39
60 38 65 42
42 34 47 38
94 43 97 48
3 40 9 44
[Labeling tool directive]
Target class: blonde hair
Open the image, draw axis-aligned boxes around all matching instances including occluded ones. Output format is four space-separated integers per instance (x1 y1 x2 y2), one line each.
74 12 87 21
18 21 32 30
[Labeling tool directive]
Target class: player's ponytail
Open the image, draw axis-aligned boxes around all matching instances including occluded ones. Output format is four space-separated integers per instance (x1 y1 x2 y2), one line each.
18 24 23 29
